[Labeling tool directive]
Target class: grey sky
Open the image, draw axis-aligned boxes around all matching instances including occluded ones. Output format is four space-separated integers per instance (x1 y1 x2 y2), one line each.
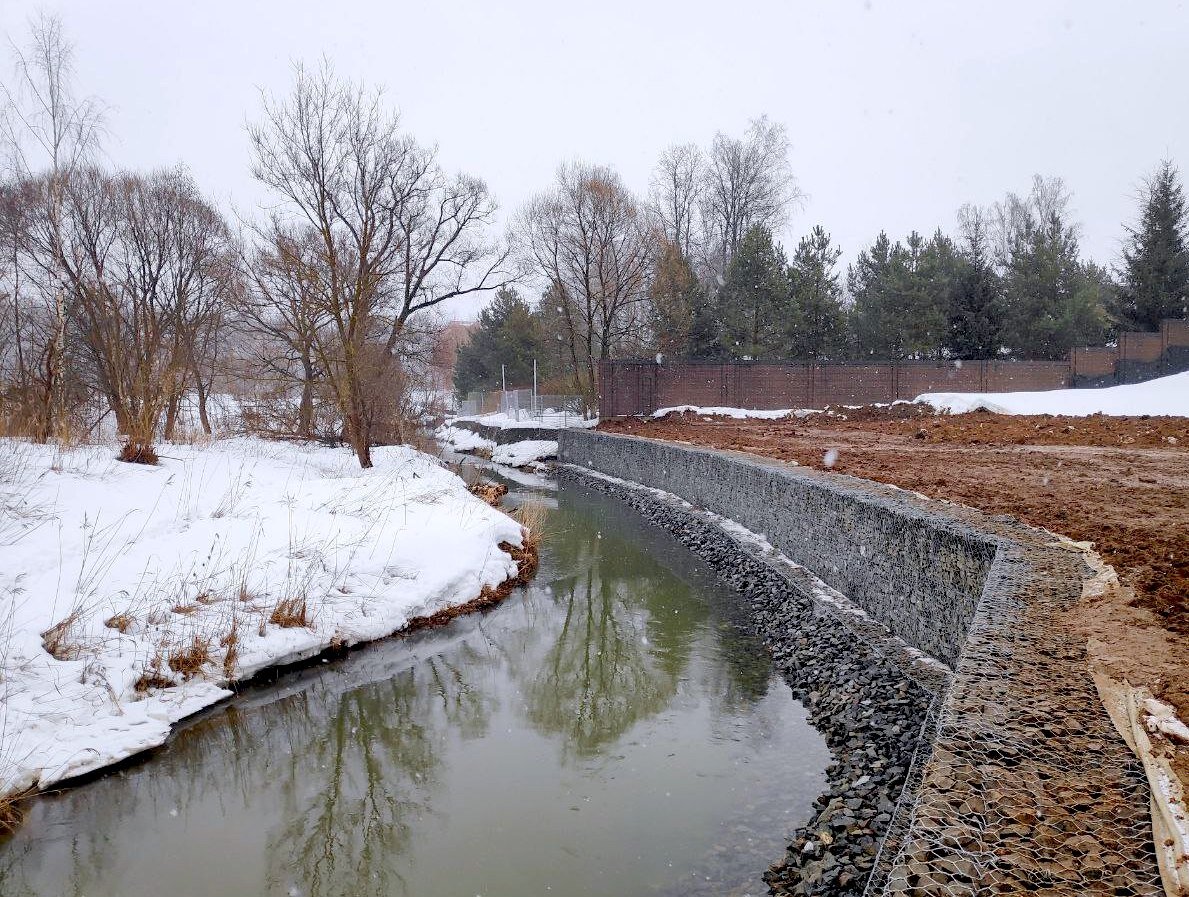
2 0 1186 319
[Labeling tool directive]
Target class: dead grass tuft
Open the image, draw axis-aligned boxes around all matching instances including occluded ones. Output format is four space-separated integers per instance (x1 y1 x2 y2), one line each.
41 610 85 660
468 480 508 507
117 440 159 466
269 596 311 629
0 789 33 835
220 620 240 679
133 653 173 692
168 635 213 680
171 603 199 615
514 500 547 553
103 612 135 634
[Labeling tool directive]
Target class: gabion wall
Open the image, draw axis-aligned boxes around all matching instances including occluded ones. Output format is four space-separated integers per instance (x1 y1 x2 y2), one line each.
558 430 1161 896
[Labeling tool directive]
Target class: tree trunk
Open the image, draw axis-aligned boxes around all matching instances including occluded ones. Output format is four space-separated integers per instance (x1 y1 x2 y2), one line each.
299 354 315 437
163 391 180 441
195 379 212 435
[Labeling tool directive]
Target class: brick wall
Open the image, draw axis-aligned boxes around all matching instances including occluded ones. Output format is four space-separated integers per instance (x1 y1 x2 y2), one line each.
599 359 1070 417
599 317 1189 417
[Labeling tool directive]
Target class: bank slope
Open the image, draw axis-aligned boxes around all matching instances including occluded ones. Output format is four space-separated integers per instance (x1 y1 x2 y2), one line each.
0 437 522 800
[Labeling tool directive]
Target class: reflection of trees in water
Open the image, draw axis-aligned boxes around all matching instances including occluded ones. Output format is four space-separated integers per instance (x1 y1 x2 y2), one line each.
521 503 710 757
0 644 500 897
264 670 440 897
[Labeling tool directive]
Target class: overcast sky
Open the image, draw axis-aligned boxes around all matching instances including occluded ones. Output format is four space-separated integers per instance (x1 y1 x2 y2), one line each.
2 0 1186 319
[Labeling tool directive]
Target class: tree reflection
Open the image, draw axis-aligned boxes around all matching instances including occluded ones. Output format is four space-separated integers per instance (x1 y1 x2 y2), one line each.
264 670 441 897
519 488 710 757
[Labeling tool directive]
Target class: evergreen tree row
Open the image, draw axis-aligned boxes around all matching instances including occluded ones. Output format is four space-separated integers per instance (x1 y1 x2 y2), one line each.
458 161 1188 393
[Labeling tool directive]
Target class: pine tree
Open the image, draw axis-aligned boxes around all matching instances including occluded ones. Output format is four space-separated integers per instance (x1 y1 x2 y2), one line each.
1001 209 1107 359
848 232 907 358
716 225 791 358
1115 160 1189 330
787 225 846 359
453 287 542 395
946 215 1003 359
687 294 726 360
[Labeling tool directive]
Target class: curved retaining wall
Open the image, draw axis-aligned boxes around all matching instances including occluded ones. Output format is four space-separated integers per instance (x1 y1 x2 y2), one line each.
559 429 1160 897
450 420 560 444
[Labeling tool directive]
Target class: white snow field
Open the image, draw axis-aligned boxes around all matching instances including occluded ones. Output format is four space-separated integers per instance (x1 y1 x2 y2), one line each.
449 411 598 430
0 437 522 800
490 440 558 467
435 424 497 453
652 405 829 420
917 370 1189 417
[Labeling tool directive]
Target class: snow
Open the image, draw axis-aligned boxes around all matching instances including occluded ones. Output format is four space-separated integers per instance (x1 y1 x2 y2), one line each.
490 440 558 467
652 405 820 420
0 437 522 799
449 411 598 430
917 371 1189 417
435 425 496 453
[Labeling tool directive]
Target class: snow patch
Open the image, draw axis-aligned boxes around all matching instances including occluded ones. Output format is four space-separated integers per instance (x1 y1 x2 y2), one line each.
917 371 1189 417
490 440 558 468
652 405 820 420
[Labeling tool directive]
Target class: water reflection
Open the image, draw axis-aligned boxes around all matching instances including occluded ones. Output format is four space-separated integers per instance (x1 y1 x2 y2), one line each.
0 479 828 897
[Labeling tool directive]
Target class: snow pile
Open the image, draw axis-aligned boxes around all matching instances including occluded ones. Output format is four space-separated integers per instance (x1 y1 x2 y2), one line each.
917 371 1189 417
0 438 522 798
490 440 558 468
449 411 597 430
652 405 819 420
435 424 496 453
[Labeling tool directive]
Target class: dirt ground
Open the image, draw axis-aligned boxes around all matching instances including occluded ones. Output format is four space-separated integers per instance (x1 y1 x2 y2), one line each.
599 406 1189 763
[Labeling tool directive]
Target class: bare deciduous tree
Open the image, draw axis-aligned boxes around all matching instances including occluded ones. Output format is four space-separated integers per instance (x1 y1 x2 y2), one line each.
649 142 702 261
248 62 510 467
515 162 656 403
700 116 799 277
0 12 104 440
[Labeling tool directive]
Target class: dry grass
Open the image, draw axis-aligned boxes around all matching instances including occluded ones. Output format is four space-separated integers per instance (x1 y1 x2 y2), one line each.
514 499 547 553
171 602 199 615
0 788 32 835
117 440 159 465
103 612 135 634
219 619 240 679
468 479 508 506
167 635 213 680
40 610 85 661
133 654 173 692
269 596 311 629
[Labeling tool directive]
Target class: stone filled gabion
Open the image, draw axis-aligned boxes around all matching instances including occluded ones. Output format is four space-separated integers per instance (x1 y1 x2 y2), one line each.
558 429 1163 897
558 467 939 896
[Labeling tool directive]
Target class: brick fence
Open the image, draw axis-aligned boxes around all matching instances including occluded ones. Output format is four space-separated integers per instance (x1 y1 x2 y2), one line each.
599 317 1189 417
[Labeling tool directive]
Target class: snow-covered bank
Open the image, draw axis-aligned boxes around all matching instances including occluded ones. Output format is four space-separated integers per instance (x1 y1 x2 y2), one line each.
449 411 597 430
0 438 523 800
917 371 1189 417
652 405 819 420
436 424 497 453
491 440 558 467
436 425 557 469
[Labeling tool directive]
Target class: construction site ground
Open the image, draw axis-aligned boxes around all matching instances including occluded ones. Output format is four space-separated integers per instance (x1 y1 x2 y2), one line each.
598 405 1189 780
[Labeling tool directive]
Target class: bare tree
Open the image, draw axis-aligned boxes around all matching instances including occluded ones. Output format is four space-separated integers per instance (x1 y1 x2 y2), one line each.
700 116 800 277
0 12 104 440
248 62 510 467
237 222 334 441
648 143 702 261
515 162 656 403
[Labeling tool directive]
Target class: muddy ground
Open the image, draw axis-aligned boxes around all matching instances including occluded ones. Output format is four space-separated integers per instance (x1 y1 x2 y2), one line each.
599 406 1189 763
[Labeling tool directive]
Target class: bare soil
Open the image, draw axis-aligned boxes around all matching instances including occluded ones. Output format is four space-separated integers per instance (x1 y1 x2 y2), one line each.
599 406 1189 757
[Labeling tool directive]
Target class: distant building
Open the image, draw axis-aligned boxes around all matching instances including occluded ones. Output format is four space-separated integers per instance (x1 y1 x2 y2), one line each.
430 321 479 394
